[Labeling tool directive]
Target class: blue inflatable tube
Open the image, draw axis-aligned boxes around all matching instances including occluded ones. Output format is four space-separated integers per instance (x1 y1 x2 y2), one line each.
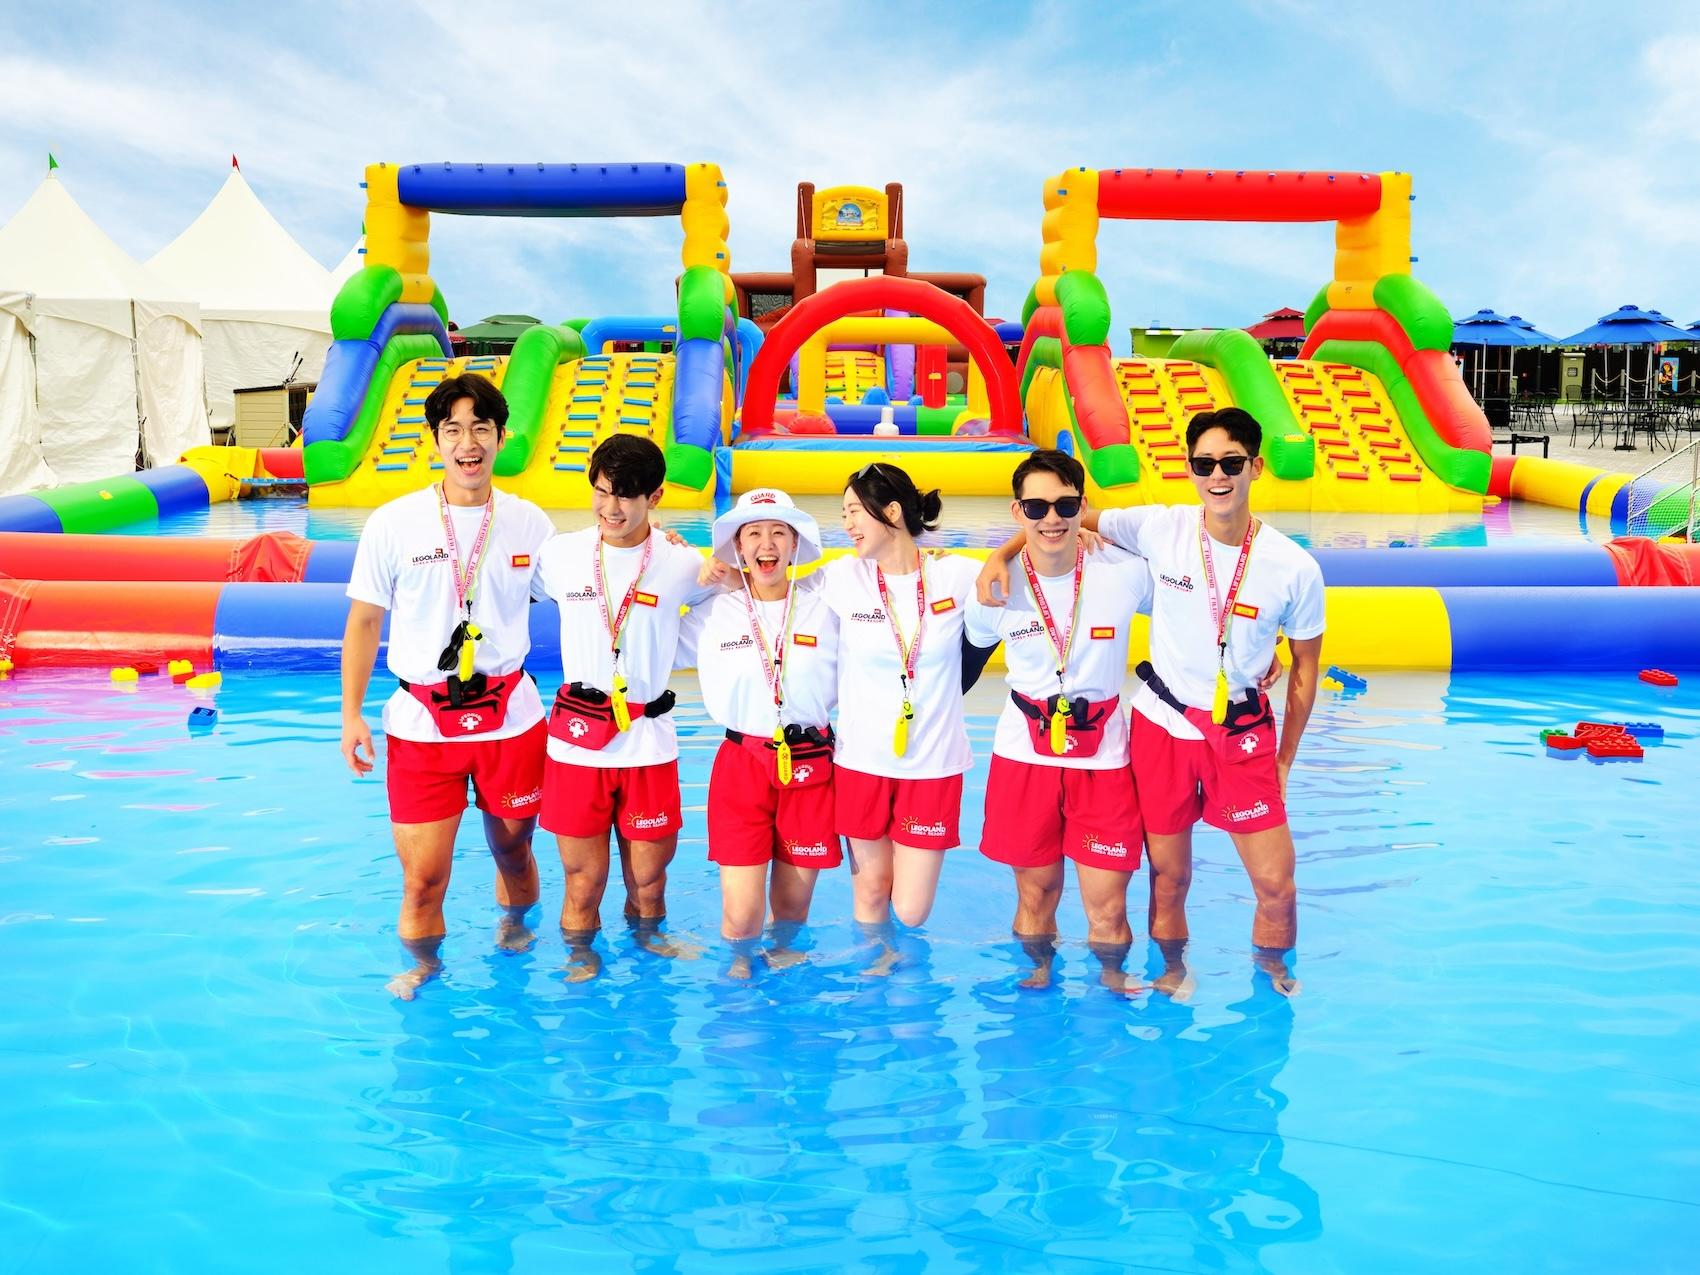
1314 545 1621 588
301 541 358 583
396 162 688 218
670 338 726 454
211 583 565 670
132 466 210 519
734 319 763 403
0 494 62 533
577 315 676 354
303 304 452 447
1441 586 1700 671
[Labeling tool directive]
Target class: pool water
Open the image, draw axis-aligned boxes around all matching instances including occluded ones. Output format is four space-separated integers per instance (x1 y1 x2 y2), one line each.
116 494 1611 551
2 670 1695 1271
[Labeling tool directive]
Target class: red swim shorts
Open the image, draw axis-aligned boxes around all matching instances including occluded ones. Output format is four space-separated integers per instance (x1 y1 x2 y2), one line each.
834 766 963 851
384 720 546 825
980 754 1142 871
539 757 682 841
1131 710 1287 836
706 738 842 868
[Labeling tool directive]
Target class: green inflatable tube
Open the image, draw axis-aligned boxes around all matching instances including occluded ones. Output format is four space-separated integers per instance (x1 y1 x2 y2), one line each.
35 476 158 534
1303 283 1330 337
1167 329 1314 480
677 266 727 344
1055 271 1111 347
495 324 587 477
304 333 444 485
1372 275 1453 351
330 266 404 342
1310 339 1491 494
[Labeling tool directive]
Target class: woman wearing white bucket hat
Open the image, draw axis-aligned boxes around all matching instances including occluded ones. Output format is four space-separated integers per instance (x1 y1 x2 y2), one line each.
681 488 842 976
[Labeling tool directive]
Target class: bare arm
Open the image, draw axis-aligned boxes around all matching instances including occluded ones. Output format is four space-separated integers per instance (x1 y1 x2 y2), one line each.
1275 635 1322 799
340 600 386 776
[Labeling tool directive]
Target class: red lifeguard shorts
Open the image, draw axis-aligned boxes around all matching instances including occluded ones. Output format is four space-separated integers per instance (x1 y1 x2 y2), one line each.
384 720 546 825
539 757 683 841
1131 711 1287 835
834 766 963 851
980 753 1143 871
706 738 842 869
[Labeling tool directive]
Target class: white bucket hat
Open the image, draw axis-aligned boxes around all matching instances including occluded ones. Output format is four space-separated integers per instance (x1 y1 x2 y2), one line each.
711 488 822 567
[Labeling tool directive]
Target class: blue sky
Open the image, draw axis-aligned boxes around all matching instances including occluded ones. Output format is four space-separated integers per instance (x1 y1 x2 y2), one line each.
4 1 1698 337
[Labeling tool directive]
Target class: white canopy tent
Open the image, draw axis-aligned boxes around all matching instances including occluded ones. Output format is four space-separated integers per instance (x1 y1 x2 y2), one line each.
148 165 334 431
330 239 365 287
0 171 207 490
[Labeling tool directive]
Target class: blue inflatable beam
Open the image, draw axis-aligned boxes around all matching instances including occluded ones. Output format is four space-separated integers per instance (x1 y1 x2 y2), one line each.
670 338 726 455
1441 586 1700 671
0 494 62 533
132 466 211 519
396 163 688 218
577 315 677 354
1313 545 1620 588
302 541 358 583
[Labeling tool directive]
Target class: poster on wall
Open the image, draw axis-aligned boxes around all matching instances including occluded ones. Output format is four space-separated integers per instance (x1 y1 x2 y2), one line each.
1658 356 1679 393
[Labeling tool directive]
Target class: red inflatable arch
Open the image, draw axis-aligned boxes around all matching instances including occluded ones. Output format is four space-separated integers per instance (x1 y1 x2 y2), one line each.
741 275 1022 435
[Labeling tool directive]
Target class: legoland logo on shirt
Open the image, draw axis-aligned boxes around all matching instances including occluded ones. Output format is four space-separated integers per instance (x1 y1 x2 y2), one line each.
719 635 755 652
849 609 886 624
1157 572 1194 593
559 584 597 601
410 548 450 567
1008 620 1042 642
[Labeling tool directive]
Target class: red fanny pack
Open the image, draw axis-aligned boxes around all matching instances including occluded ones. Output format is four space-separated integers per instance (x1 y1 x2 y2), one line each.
1182 692 1277 767
404 671 524 738
547 682 675 752
730 726 834 790
1009 690 1119 759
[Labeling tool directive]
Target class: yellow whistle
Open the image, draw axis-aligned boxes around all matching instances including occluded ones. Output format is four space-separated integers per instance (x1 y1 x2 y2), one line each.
775 727 793 786
612 673 632 732
457 631 477 681
893 702 913 757
1211 669 1230 725
1050 708 1069 755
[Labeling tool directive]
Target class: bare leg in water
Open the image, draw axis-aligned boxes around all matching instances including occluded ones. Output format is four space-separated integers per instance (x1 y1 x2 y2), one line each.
1011 862 1064 990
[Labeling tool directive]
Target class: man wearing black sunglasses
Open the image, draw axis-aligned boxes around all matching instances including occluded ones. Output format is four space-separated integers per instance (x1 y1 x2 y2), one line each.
964 449 1153 994
977 409 1322 997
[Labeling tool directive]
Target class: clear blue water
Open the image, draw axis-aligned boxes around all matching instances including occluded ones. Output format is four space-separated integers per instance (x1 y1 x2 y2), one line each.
112 494 1611 550
2 670 1696 1271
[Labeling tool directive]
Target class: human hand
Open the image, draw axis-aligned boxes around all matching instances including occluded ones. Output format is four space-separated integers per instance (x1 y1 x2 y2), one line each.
1259 650 1285 693
1078 527 1105 555
698 557 733 588
1276 756 1292 801
976 555 1011 607
658 524 688 548
342 716 376 776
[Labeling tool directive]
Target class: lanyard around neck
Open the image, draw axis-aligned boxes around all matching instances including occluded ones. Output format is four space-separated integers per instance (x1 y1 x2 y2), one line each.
437 485 495 617
1020 544 1085 693
593 531 654 663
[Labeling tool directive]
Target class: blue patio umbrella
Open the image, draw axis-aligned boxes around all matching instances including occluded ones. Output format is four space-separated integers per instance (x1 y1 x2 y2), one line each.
1452 310 1557 397
1559 305 1692 402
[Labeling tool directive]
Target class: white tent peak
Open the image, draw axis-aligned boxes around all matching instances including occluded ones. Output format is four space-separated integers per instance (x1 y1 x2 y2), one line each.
330 238 366 286
0 170 197 332
148 166 332 326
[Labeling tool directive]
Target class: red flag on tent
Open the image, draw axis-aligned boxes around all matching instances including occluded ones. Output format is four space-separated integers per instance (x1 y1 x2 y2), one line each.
231 154 240 170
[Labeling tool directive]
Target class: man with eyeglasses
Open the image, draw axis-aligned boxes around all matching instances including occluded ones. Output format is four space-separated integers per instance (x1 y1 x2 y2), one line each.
963 449 1153 993
977 408 1322 996
341 371 556 999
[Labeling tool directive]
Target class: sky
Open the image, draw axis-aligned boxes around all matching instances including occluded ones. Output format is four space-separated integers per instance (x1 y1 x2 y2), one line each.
3 0 1698 337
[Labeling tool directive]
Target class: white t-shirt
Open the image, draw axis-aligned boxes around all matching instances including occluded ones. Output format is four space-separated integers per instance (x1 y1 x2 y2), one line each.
1099 505 1326 740
679 575 839 736
535 526 718 767
346 486 554 743
965 546 1152 770
821 553 980 780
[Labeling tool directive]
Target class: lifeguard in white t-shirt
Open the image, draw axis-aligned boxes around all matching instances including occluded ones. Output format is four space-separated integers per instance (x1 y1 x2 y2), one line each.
963 450 1153 994
341 372 556 1000
823 462 980 937
678 489 841 978
533 434 718 978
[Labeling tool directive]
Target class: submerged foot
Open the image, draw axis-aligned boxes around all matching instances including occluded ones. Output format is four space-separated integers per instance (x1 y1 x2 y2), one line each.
1255 949 1301 998
761 945 807 972
496 911 536 953
386 961 440 1001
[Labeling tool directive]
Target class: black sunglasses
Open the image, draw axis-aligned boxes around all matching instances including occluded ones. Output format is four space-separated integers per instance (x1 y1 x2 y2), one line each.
1188 455 1250 478
1016 496 1083 520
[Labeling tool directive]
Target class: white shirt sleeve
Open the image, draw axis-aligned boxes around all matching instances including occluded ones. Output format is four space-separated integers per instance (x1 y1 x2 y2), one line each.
676 601 707 670
1097 505 1163 555
346 509 394 609
964 598 1003 648
1283 556 1328 640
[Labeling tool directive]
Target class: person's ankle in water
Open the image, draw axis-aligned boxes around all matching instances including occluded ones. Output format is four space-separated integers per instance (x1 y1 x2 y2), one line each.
562 927 603 983
855 917 900 977
496 903 536 953
1090 939 1141 997
1153 937 1193 1001
1015 931 1058 991
629 912 702 961
762 919 808 971
726 935 761 981
386 935 445 1000
1254 945 1301 998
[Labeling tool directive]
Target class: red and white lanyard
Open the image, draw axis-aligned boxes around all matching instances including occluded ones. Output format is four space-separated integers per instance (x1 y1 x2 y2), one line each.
592 531 654 730
1198 512 1258 723
875 558 927 757
1021 545 1085 755
742 578 800 782
437 484 495 618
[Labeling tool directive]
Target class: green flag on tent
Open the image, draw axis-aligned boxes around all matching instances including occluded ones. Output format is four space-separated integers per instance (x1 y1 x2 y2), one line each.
47 153 58 172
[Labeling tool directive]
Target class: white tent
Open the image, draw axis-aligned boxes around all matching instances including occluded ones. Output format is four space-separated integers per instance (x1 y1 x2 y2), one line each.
148 165 334 431
330 239 365 287
0 171 207 490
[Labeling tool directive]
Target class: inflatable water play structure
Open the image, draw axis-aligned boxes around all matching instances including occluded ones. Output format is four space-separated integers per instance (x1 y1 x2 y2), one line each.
302 161 737 510
1021 168 1492 513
